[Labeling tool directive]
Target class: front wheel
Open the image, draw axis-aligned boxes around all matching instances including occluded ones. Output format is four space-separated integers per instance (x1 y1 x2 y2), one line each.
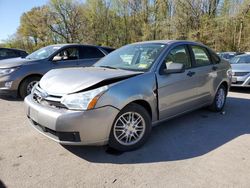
19 76 40 99
109 103 152 151
209 85 227 112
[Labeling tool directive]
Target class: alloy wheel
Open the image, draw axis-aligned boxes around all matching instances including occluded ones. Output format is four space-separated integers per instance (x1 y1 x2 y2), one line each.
216 88 225 109
27 81 38 94
113 112 146 146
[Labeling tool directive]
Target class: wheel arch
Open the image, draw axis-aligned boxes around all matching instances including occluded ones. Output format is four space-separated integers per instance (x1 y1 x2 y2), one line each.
123 99 153 120
18 74 43 96
217 80 229 96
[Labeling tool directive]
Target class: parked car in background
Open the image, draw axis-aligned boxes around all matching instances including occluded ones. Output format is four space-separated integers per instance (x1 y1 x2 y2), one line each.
230 54 250 87
0 44 114 98
217 52 244 60
25 40 231 151
0 47 28 60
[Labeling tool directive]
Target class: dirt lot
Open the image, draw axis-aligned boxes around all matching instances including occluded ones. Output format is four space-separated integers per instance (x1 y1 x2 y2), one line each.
0 88 250 188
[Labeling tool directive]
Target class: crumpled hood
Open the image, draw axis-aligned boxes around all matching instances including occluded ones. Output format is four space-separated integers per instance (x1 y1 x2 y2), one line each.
231 64 250 72
0 57 33 68
39 67 142 95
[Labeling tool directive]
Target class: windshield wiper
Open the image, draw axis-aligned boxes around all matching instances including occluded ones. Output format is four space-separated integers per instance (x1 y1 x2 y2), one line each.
99 65 118 70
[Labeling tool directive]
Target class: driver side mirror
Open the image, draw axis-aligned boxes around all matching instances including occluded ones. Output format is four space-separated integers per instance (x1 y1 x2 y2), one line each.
163 63 185 74
52 56 63 62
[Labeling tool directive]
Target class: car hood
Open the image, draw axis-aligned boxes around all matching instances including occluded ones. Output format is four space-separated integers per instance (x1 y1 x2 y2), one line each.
39 67 142 95
0 57 33 68
231 64 250 72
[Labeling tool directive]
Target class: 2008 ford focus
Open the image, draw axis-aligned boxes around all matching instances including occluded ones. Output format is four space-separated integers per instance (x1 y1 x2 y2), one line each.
25 40 232 151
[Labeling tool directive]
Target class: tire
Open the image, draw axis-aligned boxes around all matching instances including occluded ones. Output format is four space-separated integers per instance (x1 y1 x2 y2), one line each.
109 103 152 151
19 76 40 99
209 85 227 112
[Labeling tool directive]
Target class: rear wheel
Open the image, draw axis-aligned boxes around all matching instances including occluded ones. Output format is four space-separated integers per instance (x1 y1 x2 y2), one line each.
19 76 40 99
109 103 152 151
209 85 227 112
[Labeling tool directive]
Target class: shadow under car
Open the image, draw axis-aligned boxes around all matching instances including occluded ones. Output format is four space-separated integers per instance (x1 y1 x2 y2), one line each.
62 96 250 164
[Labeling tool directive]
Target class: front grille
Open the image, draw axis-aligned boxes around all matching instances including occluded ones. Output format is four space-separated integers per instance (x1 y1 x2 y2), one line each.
233 72 249 76
32 85 66 109
234 81 244 85
30 118 81 142
44 100 67 108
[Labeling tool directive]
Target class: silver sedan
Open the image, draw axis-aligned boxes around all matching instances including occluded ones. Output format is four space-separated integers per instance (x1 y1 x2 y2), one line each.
230 54 250 87
25 40 232 151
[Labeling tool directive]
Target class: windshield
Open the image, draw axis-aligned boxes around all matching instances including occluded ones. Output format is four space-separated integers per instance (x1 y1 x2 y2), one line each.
230 56 250 64
223 54 235 60
26 46 62 60
94 43 166 71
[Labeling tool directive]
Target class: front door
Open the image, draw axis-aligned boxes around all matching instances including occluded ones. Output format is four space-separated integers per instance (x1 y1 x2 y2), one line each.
157 45 200 119
52 47 80 68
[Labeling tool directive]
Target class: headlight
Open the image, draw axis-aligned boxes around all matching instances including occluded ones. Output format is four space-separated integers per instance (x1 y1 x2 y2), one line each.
227 68 232 78
0 67 19 76
61 86 108 110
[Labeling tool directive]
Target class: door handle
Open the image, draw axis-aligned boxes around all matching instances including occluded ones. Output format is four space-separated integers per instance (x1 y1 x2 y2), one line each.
187 71 195 77
212 66 218 71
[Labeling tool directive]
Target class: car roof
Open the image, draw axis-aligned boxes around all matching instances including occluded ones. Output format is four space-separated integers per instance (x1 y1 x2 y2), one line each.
100 46 116 50
220 52 236 54
235 54 250 58
47 43 109 48
131 40 204 46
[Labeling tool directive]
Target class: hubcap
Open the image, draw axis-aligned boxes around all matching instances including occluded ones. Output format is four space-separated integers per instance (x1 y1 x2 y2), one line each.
27 81 38 94
216 88 225 109
113 112 146 146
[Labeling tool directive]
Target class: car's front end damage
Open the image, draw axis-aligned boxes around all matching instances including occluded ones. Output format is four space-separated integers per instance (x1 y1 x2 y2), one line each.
24 67 145 145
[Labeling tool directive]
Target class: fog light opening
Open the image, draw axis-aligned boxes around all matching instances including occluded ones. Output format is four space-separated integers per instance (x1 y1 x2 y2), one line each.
5 81 13 88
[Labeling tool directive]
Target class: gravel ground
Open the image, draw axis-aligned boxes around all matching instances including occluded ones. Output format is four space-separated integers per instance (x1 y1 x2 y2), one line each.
0 88 250 188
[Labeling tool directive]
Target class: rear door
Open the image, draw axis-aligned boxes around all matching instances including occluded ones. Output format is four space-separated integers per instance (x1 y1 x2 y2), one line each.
189 45 218 104
78 46 105 67
157 45 201 119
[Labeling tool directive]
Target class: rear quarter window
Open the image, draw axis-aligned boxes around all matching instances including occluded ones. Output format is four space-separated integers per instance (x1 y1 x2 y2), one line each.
19 51 28 57
102 47 115 54
209 50 221 64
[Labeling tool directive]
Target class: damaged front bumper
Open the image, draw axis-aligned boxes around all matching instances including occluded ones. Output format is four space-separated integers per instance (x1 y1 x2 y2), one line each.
25 95 119 145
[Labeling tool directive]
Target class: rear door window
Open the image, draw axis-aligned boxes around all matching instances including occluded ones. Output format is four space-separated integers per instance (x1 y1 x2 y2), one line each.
0 49 19 58
80 47 105 59
191 46 211 67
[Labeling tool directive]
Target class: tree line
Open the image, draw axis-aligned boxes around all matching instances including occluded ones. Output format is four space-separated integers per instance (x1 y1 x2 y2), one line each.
1 0 250 53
